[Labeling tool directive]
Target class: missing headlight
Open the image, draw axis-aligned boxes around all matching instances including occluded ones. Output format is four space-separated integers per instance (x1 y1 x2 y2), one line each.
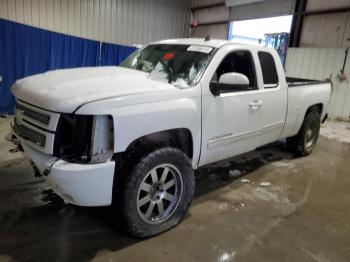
90 115 114 163
54 114 93 163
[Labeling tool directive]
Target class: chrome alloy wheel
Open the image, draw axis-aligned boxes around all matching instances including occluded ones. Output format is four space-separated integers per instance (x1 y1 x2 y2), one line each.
305 122 317 149
136 164 183 224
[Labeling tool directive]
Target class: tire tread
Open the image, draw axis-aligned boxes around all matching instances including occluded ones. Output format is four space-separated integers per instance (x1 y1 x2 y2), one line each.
287 111 320 156
117 147 194 238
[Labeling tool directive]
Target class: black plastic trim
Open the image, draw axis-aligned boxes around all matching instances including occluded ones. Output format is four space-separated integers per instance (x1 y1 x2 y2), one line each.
287 77 329 87
209 81 255 96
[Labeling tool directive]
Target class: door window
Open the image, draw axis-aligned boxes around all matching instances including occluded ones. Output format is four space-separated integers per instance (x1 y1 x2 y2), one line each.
258 52 279 88
212 50 257 91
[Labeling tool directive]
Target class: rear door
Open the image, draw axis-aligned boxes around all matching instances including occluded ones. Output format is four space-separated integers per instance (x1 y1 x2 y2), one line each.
256 51 287 146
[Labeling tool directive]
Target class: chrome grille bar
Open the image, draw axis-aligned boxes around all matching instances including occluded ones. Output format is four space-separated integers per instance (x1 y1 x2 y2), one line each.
13 120 46 147
16 101 51 125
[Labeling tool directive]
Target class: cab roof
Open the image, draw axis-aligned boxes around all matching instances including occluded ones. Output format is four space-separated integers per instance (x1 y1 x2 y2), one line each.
152 38 273 49
150 38 276 53
152 38 232 48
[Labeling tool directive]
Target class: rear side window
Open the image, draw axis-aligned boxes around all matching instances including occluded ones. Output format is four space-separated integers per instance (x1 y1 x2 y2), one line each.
258 52 278 88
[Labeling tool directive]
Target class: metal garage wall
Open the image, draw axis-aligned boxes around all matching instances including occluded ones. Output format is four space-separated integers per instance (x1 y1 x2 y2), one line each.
191 23 228 39
192 4 228 25
190 4 229 39
190 0 296 39
228 0 295 21
190 0 229 39
294 0 350 48
285 48 350 120
300 12 350 48
0 0 190 45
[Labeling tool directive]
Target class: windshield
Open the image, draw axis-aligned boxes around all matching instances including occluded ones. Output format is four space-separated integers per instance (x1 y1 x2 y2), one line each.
120 44 215 88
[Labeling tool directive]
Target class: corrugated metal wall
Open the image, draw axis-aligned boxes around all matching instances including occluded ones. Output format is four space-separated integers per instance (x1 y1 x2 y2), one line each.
285 48 350 120
190 0 295 39
300 12 350 48
0 0 190 46
228 0 295 21
299 0 350 48
190 0 228 39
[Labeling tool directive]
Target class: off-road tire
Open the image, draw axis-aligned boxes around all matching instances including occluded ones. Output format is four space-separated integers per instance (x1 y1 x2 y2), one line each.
116 147 195 238
287 111 321 156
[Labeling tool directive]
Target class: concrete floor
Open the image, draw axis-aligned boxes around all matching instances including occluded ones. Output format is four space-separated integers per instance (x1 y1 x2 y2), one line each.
0 117 349 262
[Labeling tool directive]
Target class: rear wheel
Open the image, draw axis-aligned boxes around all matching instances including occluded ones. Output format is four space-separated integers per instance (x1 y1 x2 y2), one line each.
287 111 321 156
117 147 195 238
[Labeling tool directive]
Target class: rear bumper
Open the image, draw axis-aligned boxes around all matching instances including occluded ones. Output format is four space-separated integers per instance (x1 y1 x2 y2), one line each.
21 143 115 206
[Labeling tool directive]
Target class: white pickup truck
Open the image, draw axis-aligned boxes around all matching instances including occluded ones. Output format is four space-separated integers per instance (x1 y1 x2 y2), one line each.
10 38 331 237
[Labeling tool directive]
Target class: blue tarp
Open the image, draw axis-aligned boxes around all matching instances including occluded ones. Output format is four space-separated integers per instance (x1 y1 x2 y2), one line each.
0 18 136 113
100 42 136 66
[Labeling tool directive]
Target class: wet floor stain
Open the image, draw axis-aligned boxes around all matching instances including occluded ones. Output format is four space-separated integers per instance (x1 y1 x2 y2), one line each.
1 158 27 169
0 137 349 261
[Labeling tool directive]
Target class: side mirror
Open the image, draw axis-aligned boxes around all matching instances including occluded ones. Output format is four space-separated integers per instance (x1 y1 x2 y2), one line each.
210 73 250 96
219 72 249 85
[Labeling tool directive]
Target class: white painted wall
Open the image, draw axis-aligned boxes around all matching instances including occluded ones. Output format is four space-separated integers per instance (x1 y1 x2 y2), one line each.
0 0 190 45
285 48 350 120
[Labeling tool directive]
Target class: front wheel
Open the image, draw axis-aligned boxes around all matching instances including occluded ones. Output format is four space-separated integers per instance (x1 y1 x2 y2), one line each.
287 111 321 156
118 147 195 238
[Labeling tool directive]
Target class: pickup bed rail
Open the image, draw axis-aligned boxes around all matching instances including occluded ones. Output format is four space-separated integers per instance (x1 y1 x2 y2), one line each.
286 77 329 87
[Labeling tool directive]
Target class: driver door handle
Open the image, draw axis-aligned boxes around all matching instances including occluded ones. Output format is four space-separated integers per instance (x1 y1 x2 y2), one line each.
249 100 263 110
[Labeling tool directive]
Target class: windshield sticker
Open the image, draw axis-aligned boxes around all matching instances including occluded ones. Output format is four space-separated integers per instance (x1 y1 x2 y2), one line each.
163 53 174 60
187 45 213 53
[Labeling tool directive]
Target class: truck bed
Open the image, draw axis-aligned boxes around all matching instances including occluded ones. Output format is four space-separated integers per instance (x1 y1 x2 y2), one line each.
281 77 331 140
286 77 329 87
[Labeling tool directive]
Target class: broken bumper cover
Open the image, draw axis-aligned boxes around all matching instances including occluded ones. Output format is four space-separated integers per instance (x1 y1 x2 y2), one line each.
21 143 115 206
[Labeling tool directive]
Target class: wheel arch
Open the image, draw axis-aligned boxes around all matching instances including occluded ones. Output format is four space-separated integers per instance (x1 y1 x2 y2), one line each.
112 129 194 209
295 103 323 135
123 128 194 160
305 103 323 117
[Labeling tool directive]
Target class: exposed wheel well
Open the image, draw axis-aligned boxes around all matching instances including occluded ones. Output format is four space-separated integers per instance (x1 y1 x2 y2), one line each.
112 129 193 211
114 128 193 167
291 104 323 140
306 103 323 117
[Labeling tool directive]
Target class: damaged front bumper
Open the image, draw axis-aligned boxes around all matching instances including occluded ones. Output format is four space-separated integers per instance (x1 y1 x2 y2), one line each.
20 142 115 206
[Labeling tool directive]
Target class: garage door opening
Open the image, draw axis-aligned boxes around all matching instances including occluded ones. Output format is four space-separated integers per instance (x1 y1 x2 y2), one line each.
228 15 293 64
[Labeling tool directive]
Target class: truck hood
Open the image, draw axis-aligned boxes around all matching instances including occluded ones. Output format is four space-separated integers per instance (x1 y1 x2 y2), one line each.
12 66 175 113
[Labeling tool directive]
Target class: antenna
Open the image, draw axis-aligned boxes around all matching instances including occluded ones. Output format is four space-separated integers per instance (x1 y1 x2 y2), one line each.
204 34 210 41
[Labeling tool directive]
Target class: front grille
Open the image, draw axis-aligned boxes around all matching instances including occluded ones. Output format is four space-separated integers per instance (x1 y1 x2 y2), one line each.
16 102 51 125
13 121 46 147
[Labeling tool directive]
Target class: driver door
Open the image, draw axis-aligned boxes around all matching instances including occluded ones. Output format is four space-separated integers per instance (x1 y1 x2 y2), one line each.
199 50 263 166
